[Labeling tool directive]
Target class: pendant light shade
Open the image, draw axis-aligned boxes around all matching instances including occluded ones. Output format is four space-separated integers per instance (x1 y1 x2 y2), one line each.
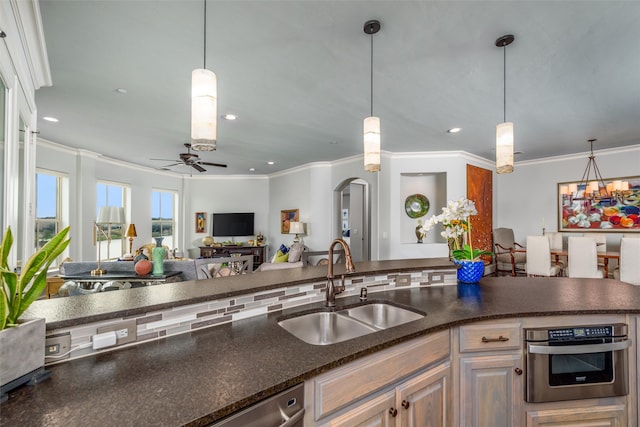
496 121 514 174
191 0 217 151
191 68 217 151
363 20 381 173
495 34 515 174
364 116 381 172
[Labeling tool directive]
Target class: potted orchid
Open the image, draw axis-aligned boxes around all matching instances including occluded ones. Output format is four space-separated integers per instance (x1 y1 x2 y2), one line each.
425 197 492 282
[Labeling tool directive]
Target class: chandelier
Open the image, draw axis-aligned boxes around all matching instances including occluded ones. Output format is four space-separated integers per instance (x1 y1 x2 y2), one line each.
561 139 610 203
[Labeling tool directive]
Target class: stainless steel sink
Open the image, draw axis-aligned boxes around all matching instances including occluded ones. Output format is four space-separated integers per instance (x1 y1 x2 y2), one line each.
341 303 424 330
278 302 425 345
278 312 377 346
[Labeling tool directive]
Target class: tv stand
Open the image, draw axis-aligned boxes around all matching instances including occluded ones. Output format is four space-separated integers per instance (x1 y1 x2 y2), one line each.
199 245 268 270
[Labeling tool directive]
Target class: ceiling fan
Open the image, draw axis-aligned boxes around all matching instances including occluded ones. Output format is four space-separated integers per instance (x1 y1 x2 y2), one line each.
151 143 227 172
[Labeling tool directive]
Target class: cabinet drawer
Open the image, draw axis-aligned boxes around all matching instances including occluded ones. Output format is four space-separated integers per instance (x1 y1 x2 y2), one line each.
459 322 521 352
312 330 449 420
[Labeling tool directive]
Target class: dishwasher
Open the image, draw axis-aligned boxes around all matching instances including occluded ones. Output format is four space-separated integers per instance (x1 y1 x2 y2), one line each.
210 383 304 427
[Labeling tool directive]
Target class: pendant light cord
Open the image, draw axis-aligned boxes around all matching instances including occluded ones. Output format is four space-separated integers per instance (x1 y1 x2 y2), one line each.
503 45 506 123
203 0 207 69
370 32 374 117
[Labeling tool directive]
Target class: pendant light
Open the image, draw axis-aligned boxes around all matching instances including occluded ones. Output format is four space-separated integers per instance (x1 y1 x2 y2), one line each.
363 20 381 172
191 0 217 151
495 34 515 174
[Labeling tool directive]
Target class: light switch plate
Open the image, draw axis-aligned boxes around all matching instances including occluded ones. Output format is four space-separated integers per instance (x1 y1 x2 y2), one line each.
45 332 71 360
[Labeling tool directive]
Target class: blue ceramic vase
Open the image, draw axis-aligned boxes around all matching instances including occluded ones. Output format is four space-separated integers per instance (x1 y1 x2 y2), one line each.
454 260 484 283
152 237 165 276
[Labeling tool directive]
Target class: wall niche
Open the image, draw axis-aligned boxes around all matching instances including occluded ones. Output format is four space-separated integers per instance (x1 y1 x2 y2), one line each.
400 173 446 244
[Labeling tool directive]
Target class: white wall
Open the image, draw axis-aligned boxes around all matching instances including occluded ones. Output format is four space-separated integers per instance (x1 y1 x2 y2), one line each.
36 137 639 263
495 145 640 249
187 175 269 257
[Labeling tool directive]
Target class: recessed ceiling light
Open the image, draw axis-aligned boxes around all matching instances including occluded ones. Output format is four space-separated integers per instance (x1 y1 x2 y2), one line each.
249 167 255 172
266 161 275 165
43 116 59 122
447 127 461 133
222 114 237 121
114 88 128 94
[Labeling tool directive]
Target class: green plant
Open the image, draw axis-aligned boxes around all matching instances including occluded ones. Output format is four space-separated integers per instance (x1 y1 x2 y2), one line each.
0 226 71 329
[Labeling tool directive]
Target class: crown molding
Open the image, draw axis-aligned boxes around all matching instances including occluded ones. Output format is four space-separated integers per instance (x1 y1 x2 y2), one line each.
515 144 640 167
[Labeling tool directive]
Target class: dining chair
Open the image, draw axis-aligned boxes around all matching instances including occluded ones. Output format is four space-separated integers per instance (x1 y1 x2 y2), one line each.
493 228 526 276
613 237 640 285
526 236 562 277
546 231 566 270
567 237 604 278
582 232 608 274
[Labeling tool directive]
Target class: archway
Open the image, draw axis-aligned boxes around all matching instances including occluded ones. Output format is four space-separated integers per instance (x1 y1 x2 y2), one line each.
334 178 370 262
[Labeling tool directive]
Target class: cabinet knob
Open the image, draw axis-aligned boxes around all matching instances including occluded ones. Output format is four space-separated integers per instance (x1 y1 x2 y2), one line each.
514 367 523 375
401 400 410 409
389 408 398 417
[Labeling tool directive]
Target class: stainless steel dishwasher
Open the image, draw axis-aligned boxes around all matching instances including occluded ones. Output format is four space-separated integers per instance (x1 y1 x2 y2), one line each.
210 383 304 427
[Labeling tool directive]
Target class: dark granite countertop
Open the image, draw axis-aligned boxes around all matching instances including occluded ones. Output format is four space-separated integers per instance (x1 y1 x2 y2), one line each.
4 276 640 426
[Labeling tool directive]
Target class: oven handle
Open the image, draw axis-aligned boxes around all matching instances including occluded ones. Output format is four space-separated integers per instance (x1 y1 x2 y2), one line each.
528 339 631 355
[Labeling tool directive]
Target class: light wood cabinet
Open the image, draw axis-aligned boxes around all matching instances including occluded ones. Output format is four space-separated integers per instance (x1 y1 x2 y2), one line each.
319 362 451 427
306 330 450 426
458 353 523 427
526 404 627 426
454 321 524 427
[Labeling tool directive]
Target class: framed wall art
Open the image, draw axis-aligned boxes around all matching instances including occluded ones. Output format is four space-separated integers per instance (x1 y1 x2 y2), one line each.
557 175 639 232
281 209 299 234
195 212 206 233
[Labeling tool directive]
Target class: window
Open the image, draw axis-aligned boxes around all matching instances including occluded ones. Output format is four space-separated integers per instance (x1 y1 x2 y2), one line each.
96 181 128 260
152 190 176 249
35 171 69 265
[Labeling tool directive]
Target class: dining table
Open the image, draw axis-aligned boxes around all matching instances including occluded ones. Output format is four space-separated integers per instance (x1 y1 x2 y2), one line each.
550 250 620 278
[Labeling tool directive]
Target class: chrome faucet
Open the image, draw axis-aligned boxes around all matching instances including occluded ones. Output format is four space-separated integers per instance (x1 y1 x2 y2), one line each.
326 238 356 307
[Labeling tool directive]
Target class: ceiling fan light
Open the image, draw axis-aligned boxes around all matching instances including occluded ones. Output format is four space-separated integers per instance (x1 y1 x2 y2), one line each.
496 121 514 174
364 116 381 172
191 68 217 151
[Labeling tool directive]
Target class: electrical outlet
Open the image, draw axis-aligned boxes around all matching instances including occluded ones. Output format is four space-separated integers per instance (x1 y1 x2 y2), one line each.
395 274 411 287
97 319 137 345
45 332 72 360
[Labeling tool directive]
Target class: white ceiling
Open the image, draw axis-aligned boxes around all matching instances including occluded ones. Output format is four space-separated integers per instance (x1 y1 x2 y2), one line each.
35 0 640 175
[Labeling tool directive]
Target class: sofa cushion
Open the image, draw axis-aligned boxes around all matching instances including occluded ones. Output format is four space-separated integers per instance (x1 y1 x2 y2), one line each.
288 243 306 263
274 250 289 263
256 261 303 272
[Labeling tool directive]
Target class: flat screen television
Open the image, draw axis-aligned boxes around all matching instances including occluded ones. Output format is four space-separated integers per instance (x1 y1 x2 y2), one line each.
211 213 255 237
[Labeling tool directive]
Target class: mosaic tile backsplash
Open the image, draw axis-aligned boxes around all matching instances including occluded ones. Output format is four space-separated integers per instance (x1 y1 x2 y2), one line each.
45 267 456 365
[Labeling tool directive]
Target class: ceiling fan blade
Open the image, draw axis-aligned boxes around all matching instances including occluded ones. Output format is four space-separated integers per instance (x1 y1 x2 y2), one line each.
192 163 206 172
150 158 179 162
162 162 182 167
200 161 228 168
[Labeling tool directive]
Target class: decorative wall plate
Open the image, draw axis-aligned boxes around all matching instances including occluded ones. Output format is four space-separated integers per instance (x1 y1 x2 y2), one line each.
405 194 430 218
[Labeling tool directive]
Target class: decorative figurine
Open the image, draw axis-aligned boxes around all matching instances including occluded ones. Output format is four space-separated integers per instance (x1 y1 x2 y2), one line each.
415 219 426 243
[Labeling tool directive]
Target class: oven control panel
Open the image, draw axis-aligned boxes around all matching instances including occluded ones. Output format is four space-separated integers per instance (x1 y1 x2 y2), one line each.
548 326 612 339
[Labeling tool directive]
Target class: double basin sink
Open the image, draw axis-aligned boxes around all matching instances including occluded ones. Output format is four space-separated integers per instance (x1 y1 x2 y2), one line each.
278 302 425 346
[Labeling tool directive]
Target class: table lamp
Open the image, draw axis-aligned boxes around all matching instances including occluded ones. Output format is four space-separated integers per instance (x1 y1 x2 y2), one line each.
125 223 137 256
289 221 305 243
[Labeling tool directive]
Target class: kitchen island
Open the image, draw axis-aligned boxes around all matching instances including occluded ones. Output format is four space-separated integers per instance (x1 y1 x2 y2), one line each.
2 259 640 426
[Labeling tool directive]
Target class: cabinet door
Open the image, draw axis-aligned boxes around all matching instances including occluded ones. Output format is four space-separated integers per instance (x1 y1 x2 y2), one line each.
526 404 626 426
459 354 523 427
397 362 451 427
318 390 395 427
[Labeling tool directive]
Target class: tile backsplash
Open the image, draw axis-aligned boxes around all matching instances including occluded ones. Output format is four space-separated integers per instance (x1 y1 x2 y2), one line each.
45 267 456 365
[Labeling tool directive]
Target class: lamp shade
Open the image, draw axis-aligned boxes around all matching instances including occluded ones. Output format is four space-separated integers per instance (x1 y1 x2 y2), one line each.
97 206 125 224
191 68 217 151
289 222 305 235
496 121 514 174
364 116 381 172
125 223 138 238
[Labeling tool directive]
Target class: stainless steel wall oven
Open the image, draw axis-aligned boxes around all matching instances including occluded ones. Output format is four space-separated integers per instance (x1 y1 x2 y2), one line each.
524 324 630 403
